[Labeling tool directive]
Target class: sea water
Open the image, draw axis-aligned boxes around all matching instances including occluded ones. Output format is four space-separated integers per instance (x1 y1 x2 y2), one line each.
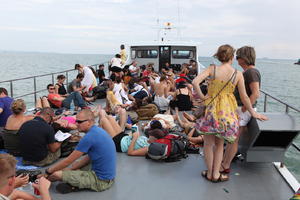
0 51 299 181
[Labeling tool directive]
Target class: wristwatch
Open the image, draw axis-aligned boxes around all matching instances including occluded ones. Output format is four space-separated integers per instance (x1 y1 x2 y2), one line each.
45 168 52 175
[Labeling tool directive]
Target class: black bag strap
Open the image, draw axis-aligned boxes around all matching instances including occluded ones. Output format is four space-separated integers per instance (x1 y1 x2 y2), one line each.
206 69 237 106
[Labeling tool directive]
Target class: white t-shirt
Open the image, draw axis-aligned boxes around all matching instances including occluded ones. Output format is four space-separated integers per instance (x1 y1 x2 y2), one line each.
110 57 122 68
81 66 96 92
129 65 137 71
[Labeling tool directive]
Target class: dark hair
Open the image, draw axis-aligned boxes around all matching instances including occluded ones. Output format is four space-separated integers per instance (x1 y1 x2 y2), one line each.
110 74 116 82
115 76 122 83
74 64 81 69
120 44 125 49
115 54 121 58
52 122 70 133
76 73 84 79
57 74 66 80
39 107 54 117
0 87 8 95
236 46 256 65
47 84 54 89
177 81 187 89
99 64 104 68
148 128 165 139
150 120 162 130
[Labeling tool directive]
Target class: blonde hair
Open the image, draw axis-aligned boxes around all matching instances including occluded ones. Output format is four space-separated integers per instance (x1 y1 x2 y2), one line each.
11 99 26 115
214 44 235 63
236 46 256 65
0 154 17 188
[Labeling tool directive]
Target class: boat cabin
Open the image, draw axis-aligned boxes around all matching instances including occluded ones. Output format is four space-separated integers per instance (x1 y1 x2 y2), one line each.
128 43 201 73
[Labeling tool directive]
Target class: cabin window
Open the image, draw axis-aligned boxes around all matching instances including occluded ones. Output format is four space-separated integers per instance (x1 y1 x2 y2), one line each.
131 50 136 59
172 50 194 59
137 50 158 58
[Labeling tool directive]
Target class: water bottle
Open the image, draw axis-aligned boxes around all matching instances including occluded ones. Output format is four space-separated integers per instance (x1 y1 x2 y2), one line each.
199 147 204 157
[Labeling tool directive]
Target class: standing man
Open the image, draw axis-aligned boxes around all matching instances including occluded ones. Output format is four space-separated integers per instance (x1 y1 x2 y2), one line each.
222 46 261 173
120 44 127 64
46 109 116 194
0 88 13 131
19 107 61 167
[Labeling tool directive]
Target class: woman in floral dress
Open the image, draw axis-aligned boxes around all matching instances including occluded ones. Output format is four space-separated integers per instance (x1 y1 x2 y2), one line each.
192 44 267 182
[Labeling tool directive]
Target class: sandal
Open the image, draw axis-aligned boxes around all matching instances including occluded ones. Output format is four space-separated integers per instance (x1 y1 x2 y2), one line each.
212 173 229 183
220 164 231 174
201 170 212 181
56 183 81 194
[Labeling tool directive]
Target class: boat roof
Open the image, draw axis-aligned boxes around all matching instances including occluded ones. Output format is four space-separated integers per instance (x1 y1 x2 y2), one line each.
129 41 199 47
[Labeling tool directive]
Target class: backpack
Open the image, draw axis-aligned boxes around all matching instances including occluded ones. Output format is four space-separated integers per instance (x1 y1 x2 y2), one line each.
136 104 159 120
146 134 188 162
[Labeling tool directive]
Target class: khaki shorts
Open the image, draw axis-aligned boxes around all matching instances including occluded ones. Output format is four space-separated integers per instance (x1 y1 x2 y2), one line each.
23 149 61 167
62 164 114 192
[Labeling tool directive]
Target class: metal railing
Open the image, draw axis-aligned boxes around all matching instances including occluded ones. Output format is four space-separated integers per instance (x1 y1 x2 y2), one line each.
0 63 106 105
260 89 300 153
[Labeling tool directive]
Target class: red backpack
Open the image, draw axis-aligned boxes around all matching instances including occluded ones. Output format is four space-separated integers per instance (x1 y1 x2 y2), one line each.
146 133 188 162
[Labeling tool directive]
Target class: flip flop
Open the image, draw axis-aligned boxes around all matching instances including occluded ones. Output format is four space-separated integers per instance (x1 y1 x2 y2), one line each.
220 164 231 174
56 183 81 194
212 173 229 183
201 170 212 181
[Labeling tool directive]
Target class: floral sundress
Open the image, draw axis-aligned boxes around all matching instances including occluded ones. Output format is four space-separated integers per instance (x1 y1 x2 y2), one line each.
195 78 239 143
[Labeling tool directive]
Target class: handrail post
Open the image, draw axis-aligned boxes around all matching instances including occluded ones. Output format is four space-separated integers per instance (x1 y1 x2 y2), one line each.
264 94 267 112
52 73 54 84
66 71 69 86
285 106 289 113
33 77 37 105
10 81 13 98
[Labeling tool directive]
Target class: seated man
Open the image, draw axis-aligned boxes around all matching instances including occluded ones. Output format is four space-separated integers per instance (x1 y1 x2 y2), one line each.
19 108 62 167
0 154 52 200
46 109 116 194
47 84 87 110
67 73 85 94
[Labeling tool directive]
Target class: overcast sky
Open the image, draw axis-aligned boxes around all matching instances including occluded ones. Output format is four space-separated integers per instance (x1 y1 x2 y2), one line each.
0 0 299 59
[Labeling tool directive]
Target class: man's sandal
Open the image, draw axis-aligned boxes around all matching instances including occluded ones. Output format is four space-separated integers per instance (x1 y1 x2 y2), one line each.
56 183 81 194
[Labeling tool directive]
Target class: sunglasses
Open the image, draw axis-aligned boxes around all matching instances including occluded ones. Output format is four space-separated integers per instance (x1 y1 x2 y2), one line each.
49 88 55 90
76 119 89 124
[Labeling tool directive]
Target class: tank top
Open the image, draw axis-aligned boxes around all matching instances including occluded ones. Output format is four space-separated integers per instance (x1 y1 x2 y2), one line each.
176 88 192 111
56 83 67 95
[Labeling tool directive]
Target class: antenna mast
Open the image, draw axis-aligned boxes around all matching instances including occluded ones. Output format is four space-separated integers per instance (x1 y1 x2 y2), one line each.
177 0 182 40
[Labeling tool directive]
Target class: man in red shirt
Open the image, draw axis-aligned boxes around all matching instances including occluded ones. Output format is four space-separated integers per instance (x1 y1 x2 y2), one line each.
47 84 87 110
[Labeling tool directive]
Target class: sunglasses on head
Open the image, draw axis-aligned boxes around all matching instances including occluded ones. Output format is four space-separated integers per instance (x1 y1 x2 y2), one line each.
76 119 89 124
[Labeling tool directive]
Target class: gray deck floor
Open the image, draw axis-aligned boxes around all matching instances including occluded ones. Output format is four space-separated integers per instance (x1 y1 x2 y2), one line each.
42 153 293 200
22 99 294 200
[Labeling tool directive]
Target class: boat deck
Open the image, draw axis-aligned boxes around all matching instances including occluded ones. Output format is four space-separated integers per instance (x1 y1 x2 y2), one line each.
21 99 294 199
46 154 292 200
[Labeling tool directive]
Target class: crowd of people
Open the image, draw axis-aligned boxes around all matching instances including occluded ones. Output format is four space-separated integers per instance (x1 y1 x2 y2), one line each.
0 44 268 199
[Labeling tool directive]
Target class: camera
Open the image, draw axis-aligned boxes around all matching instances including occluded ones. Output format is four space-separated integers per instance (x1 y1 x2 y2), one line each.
16 169 42 183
